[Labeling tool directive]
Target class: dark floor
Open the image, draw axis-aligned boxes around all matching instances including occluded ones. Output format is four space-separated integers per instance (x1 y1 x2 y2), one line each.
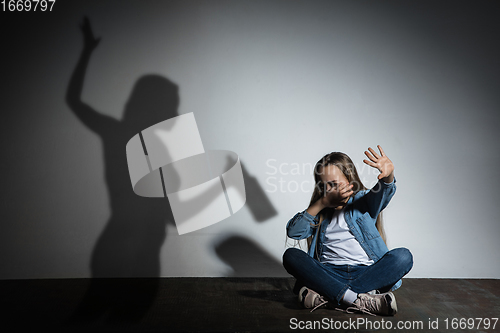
1 278 499 332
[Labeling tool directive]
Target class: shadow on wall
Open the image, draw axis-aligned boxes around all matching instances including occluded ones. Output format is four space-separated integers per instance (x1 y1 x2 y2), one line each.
240 161 278 222
221 152 277 223
65 17 179 324
214 235 288 278
65 15 280 325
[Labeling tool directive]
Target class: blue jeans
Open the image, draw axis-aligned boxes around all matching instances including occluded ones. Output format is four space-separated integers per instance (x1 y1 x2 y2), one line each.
282 247 413 304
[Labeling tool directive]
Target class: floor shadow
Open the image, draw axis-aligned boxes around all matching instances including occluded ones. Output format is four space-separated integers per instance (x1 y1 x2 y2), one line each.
65 17 179 325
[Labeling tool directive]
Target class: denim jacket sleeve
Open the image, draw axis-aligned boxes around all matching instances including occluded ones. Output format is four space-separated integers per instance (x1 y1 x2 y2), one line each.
286 210 319 240
352 177 397 219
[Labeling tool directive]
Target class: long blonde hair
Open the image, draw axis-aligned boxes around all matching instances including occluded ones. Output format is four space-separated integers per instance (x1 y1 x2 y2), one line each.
306 152 386 251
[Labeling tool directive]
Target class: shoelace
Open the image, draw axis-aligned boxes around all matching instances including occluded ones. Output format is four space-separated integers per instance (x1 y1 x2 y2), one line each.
347 295 379 316
310 297 328 312
344 305 377 316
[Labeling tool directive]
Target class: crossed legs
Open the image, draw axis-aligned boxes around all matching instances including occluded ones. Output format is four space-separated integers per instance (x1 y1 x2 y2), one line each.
282 247 413 304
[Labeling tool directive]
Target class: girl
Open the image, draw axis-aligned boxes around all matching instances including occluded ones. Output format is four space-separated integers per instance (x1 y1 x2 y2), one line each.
282 145 413 315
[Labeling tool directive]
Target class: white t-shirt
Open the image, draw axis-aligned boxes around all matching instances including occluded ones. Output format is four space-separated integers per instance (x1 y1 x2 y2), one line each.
320 207 374 266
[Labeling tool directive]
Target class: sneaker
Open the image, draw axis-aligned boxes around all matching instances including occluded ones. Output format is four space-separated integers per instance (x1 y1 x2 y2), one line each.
347 292 397 316
298 286 328 312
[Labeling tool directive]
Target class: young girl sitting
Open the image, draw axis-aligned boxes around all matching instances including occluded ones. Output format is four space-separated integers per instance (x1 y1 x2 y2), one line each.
283 145 413 315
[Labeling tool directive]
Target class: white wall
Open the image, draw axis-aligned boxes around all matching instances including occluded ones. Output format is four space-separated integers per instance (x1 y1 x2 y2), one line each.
1 0 499 279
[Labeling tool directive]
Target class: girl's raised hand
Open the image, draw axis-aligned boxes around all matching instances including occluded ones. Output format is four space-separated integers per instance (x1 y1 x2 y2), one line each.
363 145 394 181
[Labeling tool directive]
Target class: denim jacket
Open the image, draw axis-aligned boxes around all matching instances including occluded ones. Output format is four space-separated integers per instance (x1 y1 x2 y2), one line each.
286 177 402 290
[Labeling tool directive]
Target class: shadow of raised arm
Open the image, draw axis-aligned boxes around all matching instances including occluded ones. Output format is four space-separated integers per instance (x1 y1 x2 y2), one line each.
65 16 117 134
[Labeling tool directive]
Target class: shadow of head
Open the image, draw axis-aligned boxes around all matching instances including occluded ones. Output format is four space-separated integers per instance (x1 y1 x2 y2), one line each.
122 74 180 132
214 235 288 278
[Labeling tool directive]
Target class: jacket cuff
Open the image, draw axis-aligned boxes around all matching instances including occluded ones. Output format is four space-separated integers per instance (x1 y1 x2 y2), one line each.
302 210 320 223
382 176 396 186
